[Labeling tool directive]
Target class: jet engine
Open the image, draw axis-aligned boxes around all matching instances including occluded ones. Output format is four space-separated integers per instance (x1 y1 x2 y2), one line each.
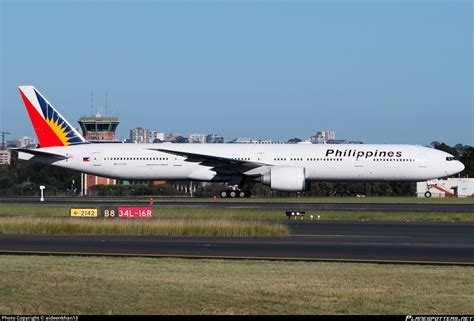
261 166 310 192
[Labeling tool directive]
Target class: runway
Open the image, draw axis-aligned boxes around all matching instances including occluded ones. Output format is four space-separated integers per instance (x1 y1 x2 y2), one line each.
0 197 472 212
1 221 473 265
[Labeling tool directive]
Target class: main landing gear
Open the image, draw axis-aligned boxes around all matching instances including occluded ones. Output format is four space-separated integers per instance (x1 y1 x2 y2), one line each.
219 189 252 198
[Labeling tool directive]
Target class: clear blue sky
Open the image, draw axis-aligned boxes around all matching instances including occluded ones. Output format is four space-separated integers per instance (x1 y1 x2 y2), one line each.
1 0 472 145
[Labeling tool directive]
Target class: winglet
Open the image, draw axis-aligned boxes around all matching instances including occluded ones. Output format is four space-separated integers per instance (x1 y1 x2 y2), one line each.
18 86 88 148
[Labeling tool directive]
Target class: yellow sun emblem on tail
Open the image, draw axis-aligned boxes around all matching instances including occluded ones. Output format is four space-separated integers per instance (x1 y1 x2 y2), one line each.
44 112 75 146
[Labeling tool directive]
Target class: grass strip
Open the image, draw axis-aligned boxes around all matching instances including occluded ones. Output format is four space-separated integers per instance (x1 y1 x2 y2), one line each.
0 205 472 221
0 256 472 315
0 205 70 217
0 217 289 237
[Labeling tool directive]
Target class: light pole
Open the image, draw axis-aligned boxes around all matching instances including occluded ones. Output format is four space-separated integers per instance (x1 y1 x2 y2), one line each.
39 185 45 202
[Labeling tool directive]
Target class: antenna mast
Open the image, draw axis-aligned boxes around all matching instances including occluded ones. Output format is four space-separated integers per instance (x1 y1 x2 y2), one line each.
90 91 94 116
105 91 108 116
1 131 11 150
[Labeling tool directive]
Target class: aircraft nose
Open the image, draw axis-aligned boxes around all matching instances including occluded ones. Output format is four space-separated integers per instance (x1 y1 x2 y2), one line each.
446 160 465 176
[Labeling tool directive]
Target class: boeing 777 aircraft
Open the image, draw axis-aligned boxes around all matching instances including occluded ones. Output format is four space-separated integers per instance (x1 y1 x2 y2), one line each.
16 86 465 197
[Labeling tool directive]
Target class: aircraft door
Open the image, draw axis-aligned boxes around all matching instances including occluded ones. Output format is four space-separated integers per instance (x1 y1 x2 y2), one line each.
93 152 101 166
257 153 265 163
173 156 183 167
353 157 364 178
418 154 427 168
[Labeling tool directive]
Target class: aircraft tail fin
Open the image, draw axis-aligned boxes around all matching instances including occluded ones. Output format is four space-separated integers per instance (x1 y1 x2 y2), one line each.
18 86 88 148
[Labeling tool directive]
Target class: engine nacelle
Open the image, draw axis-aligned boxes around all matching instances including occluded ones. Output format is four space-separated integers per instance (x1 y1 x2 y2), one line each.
261 166 310 192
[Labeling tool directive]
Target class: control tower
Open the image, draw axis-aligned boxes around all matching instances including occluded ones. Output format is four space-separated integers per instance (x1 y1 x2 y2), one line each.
78 113 120 142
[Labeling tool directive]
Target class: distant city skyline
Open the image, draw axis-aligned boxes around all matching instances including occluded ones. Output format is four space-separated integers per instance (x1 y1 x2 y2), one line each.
1 1 472 146
0 128 390 146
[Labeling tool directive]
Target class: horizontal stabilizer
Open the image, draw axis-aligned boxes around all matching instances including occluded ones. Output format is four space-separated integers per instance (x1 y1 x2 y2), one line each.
13 148 71 160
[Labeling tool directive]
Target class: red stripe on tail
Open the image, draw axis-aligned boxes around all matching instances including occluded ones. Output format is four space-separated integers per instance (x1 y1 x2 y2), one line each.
19 89 64 148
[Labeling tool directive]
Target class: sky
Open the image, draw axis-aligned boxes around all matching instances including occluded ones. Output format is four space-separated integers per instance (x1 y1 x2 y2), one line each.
1 0 472 145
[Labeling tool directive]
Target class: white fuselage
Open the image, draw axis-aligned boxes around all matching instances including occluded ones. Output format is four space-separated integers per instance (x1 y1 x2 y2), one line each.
19 143 464 184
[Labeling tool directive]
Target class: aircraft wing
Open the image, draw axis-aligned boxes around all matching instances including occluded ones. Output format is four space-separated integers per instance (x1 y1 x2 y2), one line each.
13 148 71 160
148 148 268 175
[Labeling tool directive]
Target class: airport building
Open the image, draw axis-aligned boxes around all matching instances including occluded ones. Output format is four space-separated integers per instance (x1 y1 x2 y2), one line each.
78 115 120 142
417 178 474 198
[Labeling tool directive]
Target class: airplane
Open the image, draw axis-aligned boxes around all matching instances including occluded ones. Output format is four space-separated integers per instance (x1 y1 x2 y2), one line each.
15 86 465 198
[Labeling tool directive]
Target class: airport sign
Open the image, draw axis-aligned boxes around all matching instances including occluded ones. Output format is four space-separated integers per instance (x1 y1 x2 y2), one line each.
100 206 153 218
70 208 99 217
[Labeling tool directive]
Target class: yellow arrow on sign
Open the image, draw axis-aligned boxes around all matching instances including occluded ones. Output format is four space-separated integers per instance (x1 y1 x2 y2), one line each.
70 208 98 217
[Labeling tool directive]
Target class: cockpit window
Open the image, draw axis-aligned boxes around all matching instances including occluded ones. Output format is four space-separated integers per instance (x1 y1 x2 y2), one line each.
446 157 456 161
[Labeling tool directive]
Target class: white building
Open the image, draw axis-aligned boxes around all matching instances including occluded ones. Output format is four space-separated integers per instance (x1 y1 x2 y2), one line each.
310 131 336 144
233 138 275 144
14 136 36 148
188 134 207 144
130 127 151 143
234 138 254 144
324 131 336 140
0 150 11 166
417 178 474 198
5 137 35 148
151 131 165 142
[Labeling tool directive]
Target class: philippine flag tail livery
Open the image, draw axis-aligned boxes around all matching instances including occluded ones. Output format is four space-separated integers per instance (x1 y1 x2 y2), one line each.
19 86 87 148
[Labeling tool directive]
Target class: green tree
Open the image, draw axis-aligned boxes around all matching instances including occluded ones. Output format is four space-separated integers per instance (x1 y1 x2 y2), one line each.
459 145 474 177
2 152 80 190
433 142 473 177
287 138 302 144
174 136 188 143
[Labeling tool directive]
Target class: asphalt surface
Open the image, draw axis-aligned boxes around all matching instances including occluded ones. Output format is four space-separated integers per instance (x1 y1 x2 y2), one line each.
1 221 473 265
0 197 473 212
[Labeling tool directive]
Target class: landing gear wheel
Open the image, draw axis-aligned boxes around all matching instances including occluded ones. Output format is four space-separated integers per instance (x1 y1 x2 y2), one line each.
230 190 237 198
220 190 228 198
238 191 246 198
424 191 432 198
